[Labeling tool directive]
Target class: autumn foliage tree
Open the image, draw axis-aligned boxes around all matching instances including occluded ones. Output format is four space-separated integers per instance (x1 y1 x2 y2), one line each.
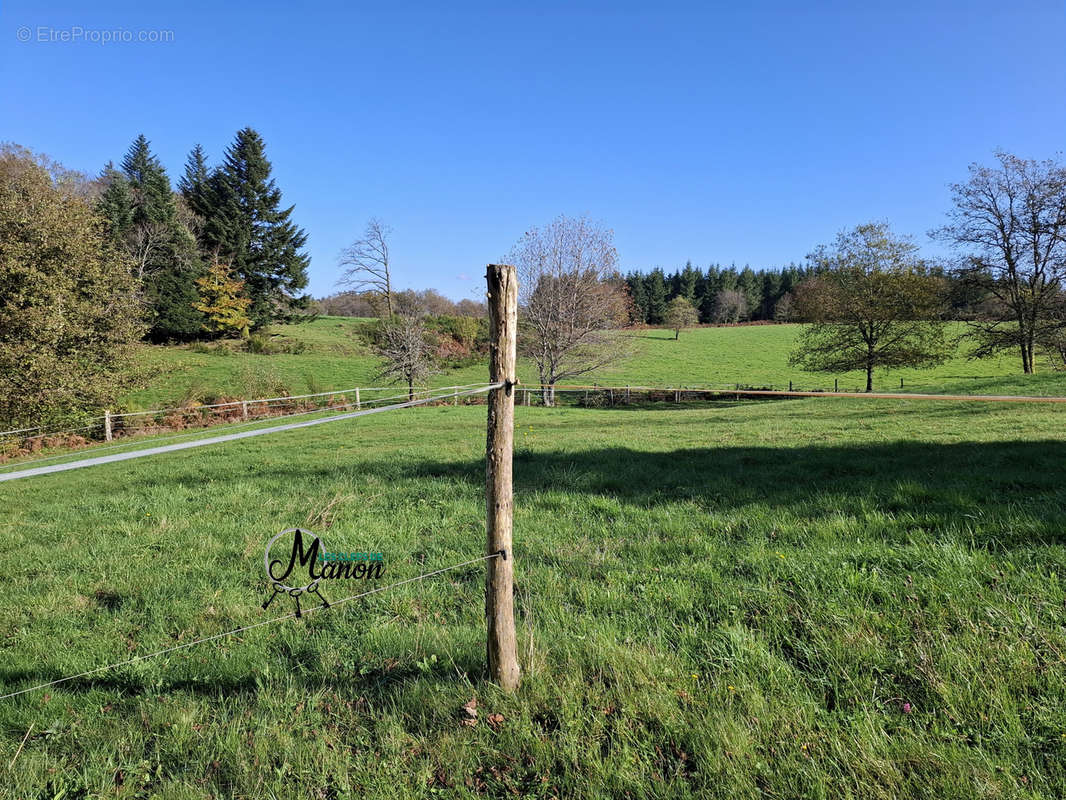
0 147 144 429
789 223 952 392
194 261 252 338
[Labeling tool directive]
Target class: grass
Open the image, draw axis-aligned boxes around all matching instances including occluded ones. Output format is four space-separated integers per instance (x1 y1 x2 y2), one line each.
2 397 1065 798
120 318 1066 412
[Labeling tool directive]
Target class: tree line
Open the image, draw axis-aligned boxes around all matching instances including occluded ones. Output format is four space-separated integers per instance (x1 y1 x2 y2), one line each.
625 262 811 325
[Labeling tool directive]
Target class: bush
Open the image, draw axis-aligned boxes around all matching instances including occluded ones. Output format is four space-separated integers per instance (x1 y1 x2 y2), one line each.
245 332 307 355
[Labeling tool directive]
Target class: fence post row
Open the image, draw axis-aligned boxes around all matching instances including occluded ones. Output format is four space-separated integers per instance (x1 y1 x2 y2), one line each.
485 264 521 691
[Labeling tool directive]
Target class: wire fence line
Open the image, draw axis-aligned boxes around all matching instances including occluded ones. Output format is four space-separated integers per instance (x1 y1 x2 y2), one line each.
0 384 503 483
0 383 496 461
0 383 492 443
514 383 1066 406
0 551 503 702
0 385 487 474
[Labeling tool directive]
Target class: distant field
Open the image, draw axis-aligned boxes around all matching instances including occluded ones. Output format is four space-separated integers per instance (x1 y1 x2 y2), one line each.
2 397 1064 797
120 317 1066 410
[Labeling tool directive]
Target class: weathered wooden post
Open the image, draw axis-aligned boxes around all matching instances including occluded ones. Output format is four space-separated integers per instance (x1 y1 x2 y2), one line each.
241 400 249 421
355 388 361 410
104 410 113 442
485 264 520 691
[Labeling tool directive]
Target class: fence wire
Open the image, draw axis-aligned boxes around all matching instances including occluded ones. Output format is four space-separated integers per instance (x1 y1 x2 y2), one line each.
0 384 503 483
0 551 502 702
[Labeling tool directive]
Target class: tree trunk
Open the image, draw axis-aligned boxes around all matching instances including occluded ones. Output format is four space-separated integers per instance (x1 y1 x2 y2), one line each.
408 377 414 401
866 364 873 393
674 329 679 340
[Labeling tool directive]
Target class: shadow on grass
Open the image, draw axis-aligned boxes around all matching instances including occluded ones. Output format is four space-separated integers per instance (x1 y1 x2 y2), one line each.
7 438 1064 701
125 438 1066 550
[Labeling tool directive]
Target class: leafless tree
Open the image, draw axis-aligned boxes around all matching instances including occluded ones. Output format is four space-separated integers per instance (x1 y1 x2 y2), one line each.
507 215 631 405
455 298 487 317
338 218 394 316
713 289 749 323
375 315 438 400
774 292 796 322
130 220 170 280
933 151 1066 373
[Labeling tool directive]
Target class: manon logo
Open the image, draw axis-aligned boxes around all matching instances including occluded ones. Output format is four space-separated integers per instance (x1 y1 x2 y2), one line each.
262 528 384 616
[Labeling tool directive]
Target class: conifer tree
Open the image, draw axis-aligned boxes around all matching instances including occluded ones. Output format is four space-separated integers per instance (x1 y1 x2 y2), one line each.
679 261 699 304
178 144 211 222
626 272 649 323
201 128 310 327
645 268 668 324
99 135 204 342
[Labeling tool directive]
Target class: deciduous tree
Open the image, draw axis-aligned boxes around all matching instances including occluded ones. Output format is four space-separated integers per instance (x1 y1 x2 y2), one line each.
665 296 699 339
789 223 951 392
933 151 1066 373
194 261 252 338
375 315 437 400
0 148 144 428
338 218 395 316
508 215 630 405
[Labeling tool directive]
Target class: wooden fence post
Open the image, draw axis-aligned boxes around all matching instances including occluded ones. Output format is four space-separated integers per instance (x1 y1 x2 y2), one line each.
485 264 520 691
241 400 249 421
355 388 361 410
104 411 112 442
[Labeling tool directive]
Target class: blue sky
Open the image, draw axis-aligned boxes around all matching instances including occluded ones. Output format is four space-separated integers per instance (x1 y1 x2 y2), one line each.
2 0 1064 300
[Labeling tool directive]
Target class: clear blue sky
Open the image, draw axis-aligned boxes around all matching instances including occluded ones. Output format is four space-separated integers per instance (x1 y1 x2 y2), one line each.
3 0 1064 301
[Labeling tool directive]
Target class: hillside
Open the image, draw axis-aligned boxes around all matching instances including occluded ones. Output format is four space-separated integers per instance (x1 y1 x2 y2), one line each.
121 317 1066 410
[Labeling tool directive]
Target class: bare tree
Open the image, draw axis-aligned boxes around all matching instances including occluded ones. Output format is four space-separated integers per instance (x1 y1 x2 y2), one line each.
130 220 170 280
338 218 394 316
774 292 796 322
508 215 630 405
375 315 437 400
933 151 1066 373
713 289 749 323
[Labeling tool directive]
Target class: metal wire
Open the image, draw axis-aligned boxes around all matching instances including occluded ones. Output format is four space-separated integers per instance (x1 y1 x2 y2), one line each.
0 552 502 701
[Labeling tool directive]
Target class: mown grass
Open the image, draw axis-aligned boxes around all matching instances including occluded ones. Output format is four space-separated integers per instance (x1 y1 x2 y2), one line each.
122 318 1066 411
1 398 1065 798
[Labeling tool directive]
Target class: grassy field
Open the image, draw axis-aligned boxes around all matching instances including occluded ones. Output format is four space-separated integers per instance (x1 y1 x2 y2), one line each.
119 317 1066 411
2 397 1065 798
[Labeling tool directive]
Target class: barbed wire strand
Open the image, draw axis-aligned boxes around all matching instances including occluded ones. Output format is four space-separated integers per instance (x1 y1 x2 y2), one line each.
0 551 502 702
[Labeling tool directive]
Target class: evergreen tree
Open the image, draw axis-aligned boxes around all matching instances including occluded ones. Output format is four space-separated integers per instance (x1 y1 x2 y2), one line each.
202 128 310 327
645 268 668 324
678 261 699 304
99 135 204 341
626 272 649 323
178 144 211 222
96 163 134 249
